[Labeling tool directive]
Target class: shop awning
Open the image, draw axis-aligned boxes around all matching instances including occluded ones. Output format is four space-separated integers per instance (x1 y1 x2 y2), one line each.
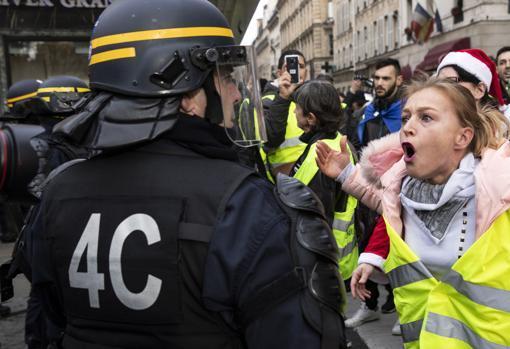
415 37 471 72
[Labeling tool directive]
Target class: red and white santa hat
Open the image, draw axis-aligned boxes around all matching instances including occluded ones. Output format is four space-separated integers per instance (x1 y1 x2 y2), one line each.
437 48 505 106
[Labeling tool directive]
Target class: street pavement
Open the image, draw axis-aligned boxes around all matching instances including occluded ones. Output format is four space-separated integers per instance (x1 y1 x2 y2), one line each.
0 241 403 349
0 242 30 349
345 287 403 349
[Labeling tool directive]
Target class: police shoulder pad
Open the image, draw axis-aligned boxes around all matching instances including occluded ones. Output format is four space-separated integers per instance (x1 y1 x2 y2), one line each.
275 174 325 217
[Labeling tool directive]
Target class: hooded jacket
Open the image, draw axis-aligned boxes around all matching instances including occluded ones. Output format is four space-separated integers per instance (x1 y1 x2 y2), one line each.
340 133 510 270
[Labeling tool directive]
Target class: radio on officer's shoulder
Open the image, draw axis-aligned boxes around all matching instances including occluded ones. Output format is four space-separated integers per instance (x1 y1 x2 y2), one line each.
285 55 300 84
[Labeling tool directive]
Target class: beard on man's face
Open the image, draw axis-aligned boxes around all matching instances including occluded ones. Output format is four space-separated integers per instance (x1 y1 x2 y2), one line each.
376 82 397 99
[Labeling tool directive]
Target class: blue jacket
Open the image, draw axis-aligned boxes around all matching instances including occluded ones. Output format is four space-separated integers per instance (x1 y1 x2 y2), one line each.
357 99 402 145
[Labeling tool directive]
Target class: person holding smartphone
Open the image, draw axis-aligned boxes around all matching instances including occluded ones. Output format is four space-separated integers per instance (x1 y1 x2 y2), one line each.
261 50 308 178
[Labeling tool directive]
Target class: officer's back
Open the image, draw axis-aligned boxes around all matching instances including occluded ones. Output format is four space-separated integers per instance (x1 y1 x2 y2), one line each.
29 1 347 348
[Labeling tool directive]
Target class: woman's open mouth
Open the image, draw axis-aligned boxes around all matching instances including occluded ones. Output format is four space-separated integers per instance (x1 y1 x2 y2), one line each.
401 142 416 162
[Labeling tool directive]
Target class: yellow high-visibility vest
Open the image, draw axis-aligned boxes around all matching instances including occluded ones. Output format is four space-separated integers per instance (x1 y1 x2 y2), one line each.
383 211 510 348
260 94 275 182
293 132 359 280
263 94 306 169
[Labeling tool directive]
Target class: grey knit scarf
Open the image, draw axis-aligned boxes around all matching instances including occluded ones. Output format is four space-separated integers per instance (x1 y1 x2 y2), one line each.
400 153 477 240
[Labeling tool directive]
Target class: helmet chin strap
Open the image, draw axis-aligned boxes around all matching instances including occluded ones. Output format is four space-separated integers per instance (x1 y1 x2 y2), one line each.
203 73 224 124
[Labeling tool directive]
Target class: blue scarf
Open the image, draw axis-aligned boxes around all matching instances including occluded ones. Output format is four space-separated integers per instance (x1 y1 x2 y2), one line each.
357 99 402 144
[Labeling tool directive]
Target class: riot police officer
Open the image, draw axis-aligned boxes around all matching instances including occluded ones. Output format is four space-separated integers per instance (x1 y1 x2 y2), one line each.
1 75 90 349
3 79 43 119
29 1 347 348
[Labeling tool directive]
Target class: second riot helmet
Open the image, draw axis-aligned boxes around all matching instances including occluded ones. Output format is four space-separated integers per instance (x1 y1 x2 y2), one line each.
33 75 90 116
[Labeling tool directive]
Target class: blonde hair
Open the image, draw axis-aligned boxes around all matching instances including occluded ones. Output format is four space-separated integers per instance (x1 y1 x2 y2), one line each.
404 78 509 156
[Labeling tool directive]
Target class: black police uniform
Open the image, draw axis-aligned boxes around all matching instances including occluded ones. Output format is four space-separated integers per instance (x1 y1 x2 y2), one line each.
30 115 346 349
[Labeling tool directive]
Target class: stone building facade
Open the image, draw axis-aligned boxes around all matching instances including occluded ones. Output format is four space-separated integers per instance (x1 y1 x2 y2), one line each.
398 0 510 75
256 0 510 90
332 0 510 91
333 0 401 91
254 0 281 82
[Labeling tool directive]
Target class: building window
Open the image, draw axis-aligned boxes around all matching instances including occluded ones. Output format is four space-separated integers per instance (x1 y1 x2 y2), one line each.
452 0 464 24
349 44 353 66
386 15 392 51
370 22 376 56
378 18 384 55
406 0 413 43
336 1 342 34
394 11 400 48
356 30 361 61
343 2 349 32
363 26 368 59
329 34 334 56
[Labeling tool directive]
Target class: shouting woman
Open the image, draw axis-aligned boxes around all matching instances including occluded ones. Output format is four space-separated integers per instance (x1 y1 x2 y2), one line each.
316 78 510 349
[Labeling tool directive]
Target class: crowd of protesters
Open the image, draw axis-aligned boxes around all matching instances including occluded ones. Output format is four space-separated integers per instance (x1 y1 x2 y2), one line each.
1 2 510 346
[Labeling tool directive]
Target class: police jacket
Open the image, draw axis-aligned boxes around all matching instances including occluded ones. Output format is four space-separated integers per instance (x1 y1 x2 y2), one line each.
30 114 345 349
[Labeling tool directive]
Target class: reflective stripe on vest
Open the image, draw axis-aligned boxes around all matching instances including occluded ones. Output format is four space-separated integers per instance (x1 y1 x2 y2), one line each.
266 101 306 167
384 211 510 348
239 98 262 142
333 195 358 279
260 94 276 182
293 133 358 280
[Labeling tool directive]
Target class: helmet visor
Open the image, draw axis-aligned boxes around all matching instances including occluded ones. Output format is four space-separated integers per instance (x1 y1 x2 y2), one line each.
214 46 267 147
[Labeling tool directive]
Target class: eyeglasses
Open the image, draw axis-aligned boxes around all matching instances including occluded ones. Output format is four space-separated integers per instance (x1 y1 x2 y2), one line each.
444 76 460 83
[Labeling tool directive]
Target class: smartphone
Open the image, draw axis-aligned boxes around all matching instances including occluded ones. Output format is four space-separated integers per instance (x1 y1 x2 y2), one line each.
285 55 300 84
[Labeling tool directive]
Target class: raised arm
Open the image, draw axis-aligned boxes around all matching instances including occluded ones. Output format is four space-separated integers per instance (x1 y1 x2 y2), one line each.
316 137 383 213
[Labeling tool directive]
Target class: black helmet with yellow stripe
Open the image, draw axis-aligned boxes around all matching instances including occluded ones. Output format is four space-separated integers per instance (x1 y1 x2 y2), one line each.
89 0 236 97
33 75 90 116
5 79 43 118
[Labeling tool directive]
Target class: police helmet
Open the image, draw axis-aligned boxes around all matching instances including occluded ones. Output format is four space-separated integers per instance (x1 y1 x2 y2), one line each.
89 0 238 97
88 0 266 146
33 75 90 116
5 79 43 118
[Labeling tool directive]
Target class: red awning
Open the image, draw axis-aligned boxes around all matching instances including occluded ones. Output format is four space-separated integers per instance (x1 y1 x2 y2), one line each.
415 37 471 72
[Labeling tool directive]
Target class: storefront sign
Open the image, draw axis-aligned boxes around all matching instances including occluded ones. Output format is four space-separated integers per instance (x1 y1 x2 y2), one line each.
0 0 113 8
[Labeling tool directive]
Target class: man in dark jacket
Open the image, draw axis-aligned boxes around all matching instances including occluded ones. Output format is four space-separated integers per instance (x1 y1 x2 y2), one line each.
357 58 403 149
496 46 510 104
27 1 347 348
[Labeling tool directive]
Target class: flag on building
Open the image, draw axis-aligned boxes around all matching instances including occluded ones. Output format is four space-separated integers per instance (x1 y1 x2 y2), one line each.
434 8 443 33
411 3 434 44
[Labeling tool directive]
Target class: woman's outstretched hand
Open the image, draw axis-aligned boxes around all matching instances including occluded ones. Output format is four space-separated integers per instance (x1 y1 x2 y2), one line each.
316 135 351 179
350 263 375 301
